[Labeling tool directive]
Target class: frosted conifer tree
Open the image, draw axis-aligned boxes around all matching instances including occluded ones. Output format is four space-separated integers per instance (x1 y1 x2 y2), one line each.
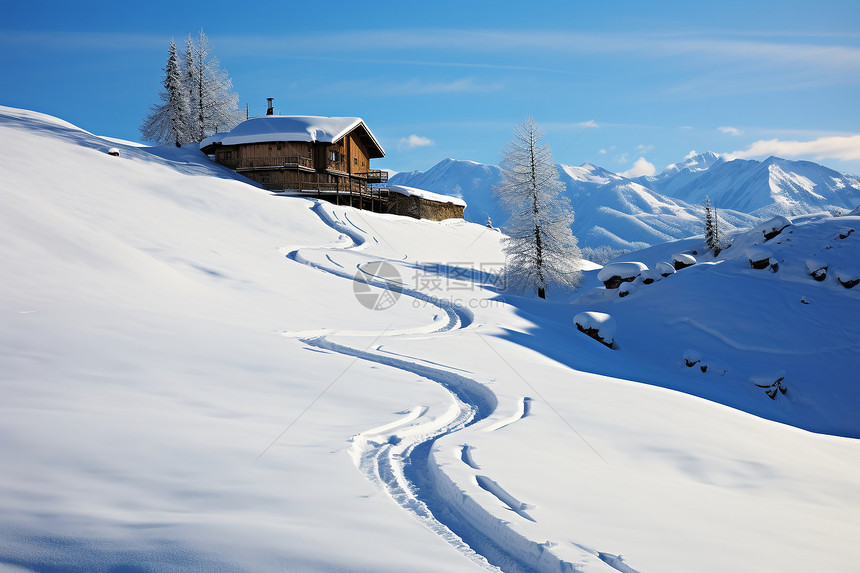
184 36 198 140
184 30 241 142
495 117 582 299
140 39 192 147
704 196 721 255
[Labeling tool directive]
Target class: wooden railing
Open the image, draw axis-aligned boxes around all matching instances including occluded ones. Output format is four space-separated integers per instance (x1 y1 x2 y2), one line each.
263 182 392 195
236 156 313 170
356 170 389 183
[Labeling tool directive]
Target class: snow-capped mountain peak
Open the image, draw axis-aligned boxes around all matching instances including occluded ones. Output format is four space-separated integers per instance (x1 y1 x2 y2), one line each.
661 150 722 177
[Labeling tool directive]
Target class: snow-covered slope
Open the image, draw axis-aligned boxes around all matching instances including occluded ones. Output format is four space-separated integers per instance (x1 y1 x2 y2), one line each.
3 106 860 573
664 155 860 217
558 163 758 250
388 152 860 252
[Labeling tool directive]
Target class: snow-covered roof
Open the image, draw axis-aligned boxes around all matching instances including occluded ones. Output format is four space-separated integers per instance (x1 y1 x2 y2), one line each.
200 116 385 157
388 185 467 207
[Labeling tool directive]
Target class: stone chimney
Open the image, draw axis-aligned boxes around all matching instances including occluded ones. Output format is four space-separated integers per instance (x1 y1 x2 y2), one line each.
266 98 274 116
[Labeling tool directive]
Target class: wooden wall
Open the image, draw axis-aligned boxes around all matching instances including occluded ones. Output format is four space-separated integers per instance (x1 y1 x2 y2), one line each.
388 194 465 221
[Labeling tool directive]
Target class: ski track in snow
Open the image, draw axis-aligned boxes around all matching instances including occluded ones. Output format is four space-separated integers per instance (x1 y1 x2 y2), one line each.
282 200 633 573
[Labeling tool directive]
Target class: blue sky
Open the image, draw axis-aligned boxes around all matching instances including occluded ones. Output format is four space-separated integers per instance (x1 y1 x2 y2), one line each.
2 0 859 175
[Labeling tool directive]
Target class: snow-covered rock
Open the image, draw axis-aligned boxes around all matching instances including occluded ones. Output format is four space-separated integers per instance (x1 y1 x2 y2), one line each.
597 261 648 288
758 215 792 241
573 311 616 347
746 246 775 270
806 258 828 281
640 269 660 285
835 268 860 289
618 282 638 298
655 261 676 277
672 253 696 269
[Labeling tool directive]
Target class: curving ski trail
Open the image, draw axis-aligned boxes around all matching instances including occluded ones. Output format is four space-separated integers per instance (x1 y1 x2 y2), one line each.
283 201 622 573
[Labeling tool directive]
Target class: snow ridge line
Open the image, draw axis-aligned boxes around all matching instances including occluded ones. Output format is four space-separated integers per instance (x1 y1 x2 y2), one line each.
289 203 582 572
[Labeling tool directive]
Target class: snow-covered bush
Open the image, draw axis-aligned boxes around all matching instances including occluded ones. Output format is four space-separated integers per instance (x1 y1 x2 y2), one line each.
759 216 792 241
655 262 676 277
574 311 616 348
107 148 120 157
597 261 647 289
672 253 696 270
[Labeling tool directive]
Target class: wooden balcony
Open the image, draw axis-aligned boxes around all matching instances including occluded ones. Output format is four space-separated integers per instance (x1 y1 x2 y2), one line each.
356 170 389 183
235 156 314 172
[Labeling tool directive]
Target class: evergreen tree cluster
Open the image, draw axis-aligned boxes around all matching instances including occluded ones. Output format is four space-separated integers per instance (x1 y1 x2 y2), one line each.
141 30 242 147
704 196 722 255
495 117 582 299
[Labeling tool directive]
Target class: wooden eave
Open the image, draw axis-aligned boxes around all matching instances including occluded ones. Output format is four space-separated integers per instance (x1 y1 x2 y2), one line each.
335 123 385 159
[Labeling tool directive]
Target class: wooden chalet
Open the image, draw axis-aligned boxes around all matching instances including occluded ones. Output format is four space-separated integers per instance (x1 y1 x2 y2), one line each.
200 114 387 197
200 104 465 221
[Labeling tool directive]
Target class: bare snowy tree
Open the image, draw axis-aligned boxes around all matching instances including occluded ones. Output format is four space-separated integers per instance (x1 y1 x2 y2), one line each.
495 117 582 299
184 30 242 142
140 39 192 147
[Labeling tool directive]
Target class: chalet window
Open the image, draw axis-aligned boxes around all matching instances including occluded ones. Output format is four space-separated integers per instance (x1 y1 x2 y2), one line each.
354 157 358 166
329 150 337 163
260 176 270 184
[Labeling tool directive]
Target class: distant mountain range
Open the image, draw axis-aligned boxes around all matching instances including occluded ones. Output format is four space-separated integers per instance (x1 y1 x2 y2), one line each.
388 153 860 252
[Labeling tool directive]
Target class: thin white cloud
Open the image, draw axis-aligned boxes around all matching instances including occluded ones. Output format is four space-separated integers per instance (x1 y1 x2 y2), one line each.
598 148 607 154
354 77 504 95
718 126 744 136
635 143 654 154
397 134 434 151
621 157 656 177
729 135 860 161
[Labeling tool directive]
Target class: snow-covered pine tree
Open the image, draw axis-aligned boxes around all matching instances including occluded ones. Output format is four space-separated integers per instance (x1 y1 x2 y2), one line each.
140 39 192 147
495 117 582 299
185 30 241 142
704 196 721 255
713 205 721 255
184 35 199 141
